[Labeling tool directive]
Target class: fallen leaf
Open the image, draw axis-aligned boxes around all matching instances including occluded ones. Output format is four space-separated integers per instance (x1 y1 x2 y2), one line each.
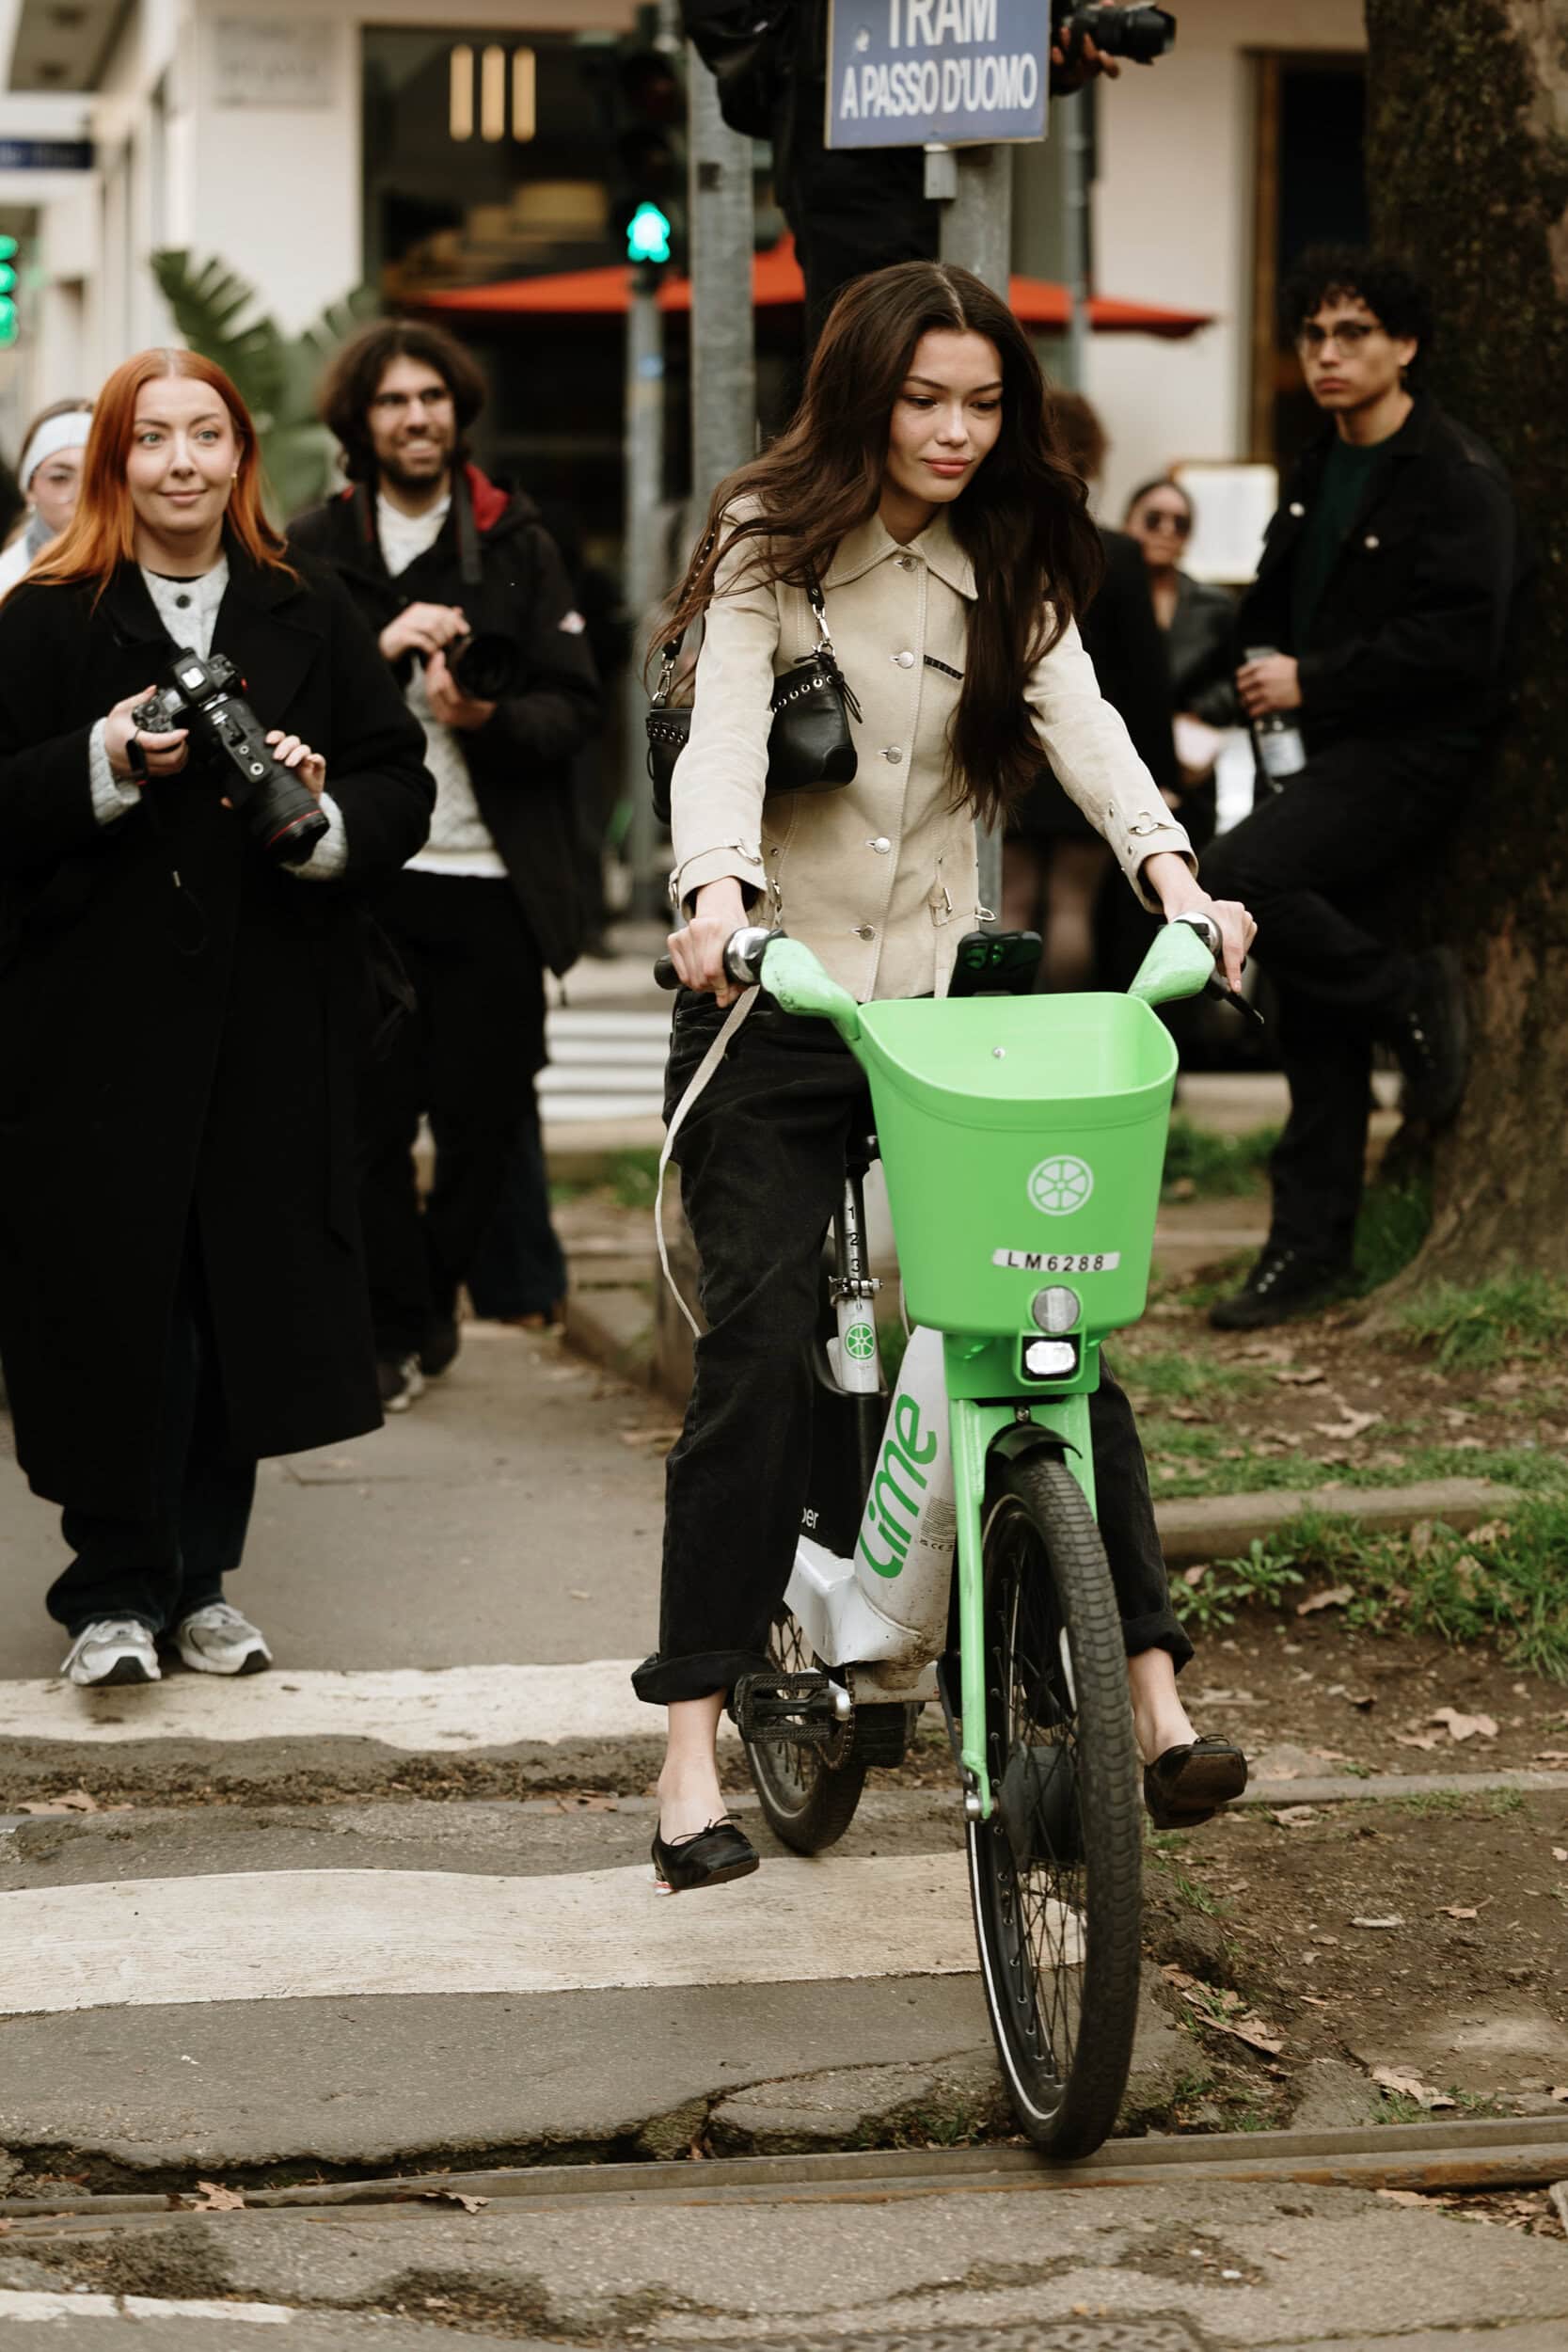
420 2190 490 2213
190 2181 245 2212
1167 1404 1210 1424
1395 1733 1443 1752
1377 2188 1433 2206
1550 2087 1568 2104
1408 1519 1439 1561
1273 1366 1326 1386
1181 1563 1209 1586
17 1788 99 1815
1439 1905 1479 1920
1371 2067 1457 2111
1312 1408 1381 1441
1431 1706 1498 1743
1469 1520 1513 1547
1535 1752 1568 1764
1271 1806 1319 1828
1300 1994 1332 2008
1210 2012 1286 2056
1553 1848 1567 1864
1296 1585 1354 1616
1352 1916 1404 1931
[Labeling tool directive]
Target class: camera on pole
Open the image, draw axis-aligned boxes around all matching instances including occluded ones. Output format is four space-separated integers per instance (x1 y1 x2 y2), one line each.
1052 5 1176 66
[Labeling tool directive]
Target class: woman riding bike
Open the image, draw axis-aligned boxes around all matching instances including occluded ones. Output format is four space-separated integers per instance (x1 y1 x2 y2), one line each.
635 262 1252 1893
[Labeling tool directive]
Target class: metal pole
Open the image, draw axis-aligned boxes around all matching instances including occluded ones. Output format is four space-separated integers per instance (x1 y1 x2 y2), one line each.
687 42 755 507
622 275 666 918
1061 88 1092 392
930 140 1014 918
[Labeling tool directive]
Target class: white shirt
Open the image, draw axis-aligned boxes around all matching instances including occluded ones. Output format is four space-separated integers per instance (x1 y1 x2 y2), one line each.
87 556 349 880
376 491 504 881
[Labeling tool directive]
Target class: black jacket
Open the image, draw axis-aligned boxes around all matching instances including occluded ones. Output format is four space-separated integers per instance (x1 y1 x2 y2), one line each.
288 469 602 975
0 542 435 1517
1012 527 1180 839
1238 395 1526 756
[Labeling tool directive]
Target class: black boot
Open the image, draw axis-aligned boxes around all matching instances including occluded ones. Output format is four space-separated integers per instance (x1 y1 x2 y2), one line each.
1208 1244 1353 1332
1386 947 1468 1127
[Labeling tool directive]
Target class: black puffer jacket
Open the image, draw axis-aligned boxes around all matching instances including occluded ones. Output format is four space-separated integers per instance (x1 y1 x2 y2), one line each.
289 468 602 974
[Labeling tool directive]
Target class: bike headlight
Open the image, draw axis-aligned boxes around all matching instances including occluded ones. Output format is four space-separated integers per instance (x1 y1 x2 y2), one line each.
1022 1338 1078 1379
1030 1285 1082 1334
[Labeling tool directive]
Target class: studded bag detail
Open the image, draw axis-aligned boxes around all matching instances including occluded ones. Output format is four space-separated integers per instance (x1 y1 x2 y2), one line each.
646 541 861 827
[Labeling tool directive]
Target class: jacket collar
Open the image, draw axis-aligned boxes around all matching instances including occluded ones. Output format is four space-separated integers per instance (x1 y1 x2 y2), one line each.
823 508 976 600
100 528 309 649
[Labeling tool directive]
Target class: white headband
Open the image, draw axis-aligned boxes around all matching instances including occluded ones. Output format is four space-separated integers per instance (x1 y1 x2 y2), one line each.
19 409 93 490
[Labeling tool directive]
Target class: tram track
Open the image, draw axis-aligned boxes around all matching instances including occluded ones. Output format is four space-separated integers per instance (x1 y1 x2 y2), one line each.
2 2112 1566 2233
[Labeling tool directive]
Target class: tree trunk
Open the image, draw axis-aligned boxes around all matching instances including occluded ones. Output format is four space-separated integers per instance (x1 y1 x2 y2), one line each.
1363 0 1568 1280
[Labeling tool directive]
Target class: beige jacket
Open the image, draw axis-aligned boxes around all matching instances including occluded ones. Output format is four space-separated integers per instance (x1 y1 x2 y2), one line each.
669 506 1194 1001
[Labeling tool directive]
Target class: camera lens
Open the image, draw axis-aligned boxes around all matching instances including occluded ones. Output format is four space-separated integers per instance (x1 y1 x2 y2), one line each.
449 630 521 703
250 766 330 865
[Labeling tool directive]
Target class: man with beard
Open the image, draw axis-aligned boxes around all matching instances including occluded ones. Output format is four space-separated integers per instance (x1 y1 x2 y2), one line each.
290 324 599 1407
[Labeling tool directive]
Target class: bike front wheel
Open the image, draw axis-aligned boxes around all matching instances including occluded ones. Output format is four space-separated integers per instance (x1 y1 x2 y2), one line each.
966 1452 1143 2157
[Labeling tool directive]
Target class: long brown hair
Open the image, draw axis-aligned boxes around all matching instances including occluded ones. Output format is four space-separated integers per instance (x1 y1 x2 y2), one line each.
29 348 289 596
655 262 1103 826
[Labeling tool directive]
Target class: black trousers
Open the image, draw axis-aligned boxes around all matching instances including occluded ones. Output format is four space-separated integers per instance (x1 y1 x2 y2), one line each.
1201 739 1467 1267
778 132 938 347
358 872 546 1357
48 1236 256 1636
633 996 1191 1708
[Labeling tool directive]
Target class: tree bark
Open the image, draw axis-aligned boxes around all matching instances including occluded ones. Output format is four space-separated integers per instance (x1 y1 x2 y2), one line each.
1363 0 1568 1279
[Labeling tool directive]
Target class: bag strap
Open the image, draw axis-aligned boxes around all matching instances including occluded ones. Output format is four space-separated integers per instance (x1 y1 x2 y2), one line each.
652 526 831 705
655 988 760 1338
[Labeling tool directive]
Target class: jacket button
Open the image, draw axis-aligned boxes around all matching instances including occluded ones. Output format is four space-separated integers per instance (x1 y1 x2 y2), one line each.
893 649 915 668
856 924 876 940
880 746 903 764
1289 501 1306 517
868 835 892 853
895 554 916 571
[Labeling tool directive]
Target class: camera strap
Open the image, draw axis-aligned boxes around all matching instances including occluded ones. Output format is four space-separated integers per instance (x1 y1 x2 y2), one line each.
454 470 484 592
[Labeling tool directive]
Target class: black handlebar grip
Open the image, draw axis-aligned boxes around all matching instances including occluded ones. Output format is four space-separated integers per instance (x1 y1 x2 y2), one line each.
654 954 680 990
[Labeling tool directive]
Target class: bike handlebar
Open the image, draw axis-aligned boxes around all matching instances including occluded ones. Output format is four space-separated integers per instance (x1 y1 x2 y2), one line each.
655 916 1262 1025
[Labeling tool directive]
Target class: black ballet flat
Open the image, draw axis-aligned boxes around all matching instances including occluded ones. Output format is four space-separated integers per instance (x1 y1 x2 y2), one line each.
651 1816 760 1895
1144 1736 1249 1831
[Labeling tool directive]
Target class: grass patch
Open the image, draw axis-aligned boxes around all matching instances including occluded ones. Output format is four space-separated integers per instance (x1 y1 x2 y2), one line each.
552 1147 661 1212
1396 1273 1568 1373
1195 1497 1568 1681
1173 1536 1306 1632
1121 1350 1263 1405
1141 1421 1567 1502
1353 1176 1433 1296
1162 1117 1277 1200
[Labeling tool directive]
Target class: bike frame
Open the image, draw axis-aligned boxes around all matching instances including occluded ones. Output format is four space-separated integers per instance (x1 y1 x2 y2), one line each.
771 923 1216 1824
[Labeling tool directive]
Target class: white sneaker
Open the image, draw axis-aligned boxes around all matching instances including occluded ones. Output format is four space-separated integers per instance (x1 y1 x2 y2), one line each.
173 1602 273 1677
377 1354 425 1413
61 1618 161 1688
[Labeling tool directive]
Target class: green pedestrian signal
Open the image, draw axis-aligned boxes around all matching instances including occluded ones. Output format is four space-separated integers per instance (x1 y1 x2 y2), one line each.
626 200 672 267
0 237 20 344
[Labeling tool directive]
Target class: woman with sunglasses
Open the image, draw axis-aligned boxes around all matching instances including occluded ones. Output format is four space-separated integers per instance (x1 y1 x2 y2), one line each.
1122 477 1241 841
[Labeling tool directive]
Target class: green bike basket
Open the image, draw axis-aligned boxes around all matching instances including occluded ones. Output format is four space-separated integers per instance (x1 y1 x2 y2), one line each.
853 993 1178 1338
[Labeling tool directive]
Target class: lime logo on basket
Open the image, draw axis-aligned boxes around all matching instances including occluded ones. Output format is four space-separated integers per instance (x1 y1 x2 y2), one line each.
844 1321 877 1362
1027 1154 1095 1216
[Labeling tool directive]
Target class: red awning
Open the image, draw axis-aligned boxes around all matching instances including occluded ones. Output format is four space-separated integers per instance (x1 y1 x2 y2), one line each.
415 234 1212 339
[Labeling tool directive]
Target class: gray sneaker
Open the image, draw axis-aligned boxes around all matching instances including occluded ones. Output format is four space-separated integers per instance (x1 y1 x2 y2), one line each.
61 1618 161 1688
174 1602 273 1677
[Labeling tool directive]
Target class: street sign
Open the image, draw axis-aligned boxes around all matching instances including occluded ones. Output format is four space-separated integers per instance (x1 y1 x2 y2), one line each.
827 0 1050 151
0 138 93 170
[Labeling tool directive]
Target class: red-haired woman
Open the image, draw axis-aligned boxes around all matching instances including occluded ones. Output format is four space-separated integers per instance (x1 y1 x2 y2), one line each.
0 349 433 1688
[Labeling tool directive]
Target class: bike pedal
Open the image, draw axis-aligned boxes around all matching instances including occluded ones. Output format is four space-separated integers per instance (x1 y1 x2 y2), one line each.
732 1670 852 1749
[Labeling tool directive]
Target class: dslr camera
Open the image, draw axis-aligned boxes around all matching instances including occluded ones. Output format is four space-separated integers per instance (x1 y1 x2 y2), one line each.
445 624 526 704
133 650 329 866
1053 4 1176 64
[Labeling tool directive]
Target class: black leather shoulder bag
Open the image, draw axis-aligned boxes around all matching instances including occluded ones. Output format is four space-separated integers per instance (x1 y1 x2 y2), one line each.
646 540 862 828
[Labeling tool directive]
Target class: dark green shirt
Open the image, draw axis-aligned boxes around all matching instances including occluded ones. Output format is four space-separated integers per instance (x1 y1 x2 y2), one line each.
1289 436 1388 654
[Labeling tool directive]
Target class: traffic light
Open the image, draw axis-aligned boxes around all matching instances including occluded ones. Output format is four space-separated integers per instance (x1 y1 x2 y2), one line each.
0 237 18 349
626 199 673 268
608 16 685 273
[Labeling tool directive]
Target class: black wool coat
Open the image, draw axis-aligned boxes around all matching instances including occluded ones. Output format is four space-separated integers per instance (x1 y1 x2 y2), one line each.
0 542 435 1518
288 469 602 977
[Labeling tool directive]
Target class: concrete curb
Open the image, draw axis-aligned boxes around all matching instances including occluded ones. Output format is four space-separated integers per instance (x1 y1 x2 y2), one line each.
559 1289 1521 1559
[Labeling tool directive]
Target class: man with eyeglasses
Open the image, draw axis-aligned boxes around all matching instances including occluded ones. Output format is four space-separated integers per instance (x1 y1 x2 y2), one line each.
290 323 599 1406
1202 246 1526 1331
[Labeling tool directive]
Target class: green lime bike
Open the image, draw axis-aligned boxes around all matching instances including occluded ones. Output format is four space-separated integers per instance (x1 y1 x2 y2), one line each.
659 913 1231 2157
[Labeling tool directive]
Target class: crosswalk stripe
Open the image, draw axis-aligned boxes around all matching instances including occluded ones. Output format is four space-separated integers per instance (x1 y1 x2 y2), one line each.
541 1005 666 1125
0 2292 295 2324
0 1661 703 1749
0 1853 1007 2013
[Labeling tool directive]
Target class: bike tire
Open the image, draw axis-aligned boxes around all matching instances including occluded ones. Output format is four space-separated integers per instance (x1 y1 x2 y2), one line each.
966 1452 1143 2158
744 1609 906 1854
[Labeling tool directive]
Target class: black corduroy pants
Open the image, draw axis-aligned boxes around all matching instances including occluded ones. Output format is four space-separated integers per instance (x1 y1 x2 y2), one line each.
632 993 1191 1708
